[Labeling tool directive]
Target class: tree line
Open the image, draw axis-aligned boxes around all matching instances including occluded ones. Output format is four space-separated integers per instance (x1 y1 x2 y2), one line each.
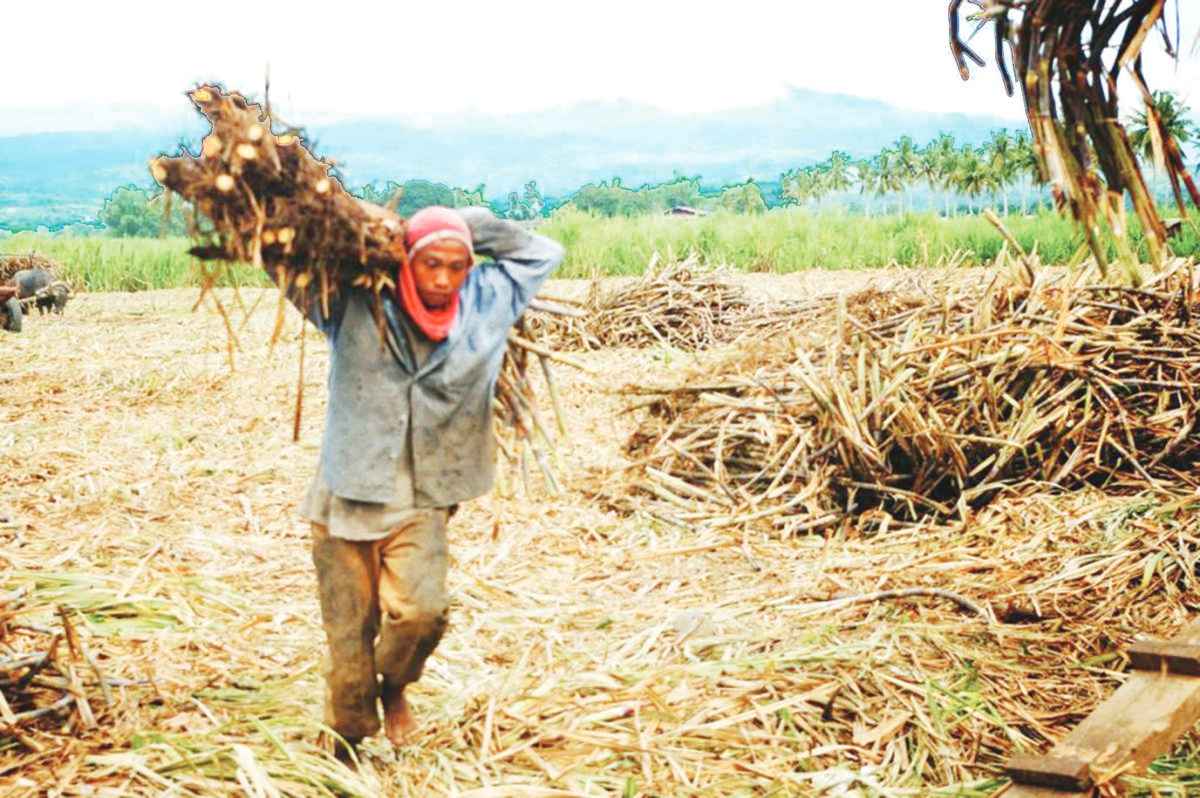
780 92 1197 219
97 91 1197 236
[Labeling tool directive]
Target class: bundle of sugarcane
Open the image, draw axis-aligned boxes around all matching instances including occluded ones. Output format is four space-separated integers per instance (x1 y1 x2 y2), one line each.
526 259 934 355
624 261 1200 533
521 291 603 351
719 270 981 349
0 254 59 284
495 323 561 494
951 0 1198 274
150 84 401 321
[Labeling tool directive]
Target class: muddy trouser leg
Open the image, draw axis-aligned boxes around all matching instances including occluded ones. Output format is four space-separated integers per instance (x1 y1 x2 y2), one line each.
375 509 450 691
311 523 382 740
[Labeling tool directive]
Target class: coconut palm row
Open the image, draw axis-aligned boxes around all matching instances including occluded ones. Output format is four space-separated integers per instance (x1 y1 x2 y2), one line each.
780 92 1198 218
779 129 1039 218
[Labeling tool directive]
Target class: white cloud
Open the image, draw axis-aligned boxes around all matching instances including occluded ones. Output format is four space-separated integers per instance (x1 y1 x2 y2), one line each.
1 0 1196 134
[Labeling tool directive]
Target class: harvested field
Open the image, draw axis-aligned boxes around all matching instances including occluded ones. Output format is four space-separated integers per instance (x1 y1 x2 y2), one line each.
3 272 1200 796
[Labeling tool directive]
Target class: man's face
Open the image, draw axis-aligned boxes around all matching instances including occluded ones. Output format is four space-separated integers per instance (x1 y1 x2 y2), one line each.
411 240 472 310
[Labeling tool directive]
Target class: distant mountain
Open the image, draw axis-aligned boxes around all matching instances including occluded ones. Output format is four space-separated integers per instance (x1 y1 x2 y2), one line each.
0 88 1020 230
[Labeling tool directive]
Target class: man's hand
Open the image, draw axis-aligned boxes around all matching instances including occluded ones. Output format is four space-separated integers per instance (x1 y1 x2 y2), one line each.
455 207 530 261
455 206 495 238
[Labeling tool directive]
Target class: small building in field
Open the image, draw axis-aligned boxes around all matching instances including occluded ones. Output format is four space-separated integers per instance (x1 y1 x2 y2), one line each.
665 206 707 218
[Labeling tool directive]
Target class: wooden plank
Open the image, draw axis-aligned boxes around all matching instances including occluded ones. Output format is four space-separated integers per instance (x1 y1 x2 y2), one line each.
1004 753 1092 791
1003 619 1200 797
1128 641 1200 676
1005 787 1084 798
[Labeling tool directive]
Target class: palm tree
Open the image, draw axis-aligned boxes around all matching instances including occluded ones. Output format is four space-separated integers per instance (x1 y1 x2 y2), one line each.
1128 90 1198 167
875 148 907 215
1010 131 1042 213
805 166 830 210
939 147 965 216
822 151 855 200
924 133 958 216
779 168 806 207
950 146 990 214
781 167 824 210
982 157 1009 212
892 135 922 213
914 144 941 215
856 158 884 217
984 129 1018 215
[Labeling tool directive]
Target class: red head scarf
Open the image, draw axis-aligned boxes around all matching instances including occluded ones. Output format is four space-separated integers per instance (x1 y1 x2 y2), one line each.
397 206 474 341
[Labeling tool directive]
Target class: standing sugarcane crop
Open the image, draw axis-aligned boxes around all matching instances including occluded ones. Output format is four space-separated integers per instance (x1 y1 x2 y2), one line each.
279 204 564 761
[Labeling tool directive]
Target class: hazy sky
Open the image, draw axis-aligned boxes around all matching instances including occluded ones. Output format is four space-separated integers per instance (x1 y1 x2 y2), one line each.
2 0 1197 135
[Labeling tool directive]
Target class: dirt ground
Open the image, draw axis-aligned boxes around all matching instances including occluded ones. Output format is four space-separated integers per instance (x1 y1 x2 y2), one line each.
1 274 1197 797
543 268 970 304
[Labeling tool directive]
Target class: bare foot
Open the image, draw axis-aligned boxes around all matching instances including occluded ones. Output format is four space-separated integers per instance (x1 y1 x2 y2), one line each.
382 685 417 745
320 731 362 768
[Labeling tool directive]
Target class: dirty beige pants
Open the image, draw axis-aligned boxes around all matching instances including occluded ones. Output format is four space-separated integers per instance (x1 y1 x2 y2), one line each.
310 509 449 740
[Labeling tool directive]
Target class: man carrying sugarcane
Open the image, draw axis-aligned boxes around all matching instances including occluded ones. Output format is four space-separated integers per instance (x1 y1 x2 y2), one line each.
280 205 564 762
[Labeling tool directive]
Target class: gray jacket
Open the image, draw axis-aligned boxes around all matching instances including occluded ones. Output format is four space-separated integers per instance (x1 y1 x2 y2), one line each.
280 208 564 506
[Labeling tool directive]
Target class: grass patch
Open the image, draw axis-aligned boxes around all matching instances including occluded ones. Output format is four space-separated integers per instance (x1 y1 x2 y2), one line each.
542 207 1200 278
2 208 1197 289
0 234 265 292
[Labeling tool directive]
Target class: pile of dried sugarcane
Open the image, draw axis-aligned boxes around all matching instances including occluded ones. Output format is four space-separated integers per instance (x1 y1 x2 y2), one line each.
523 292 601 351
624 261 1200 533
526 255 752 351
0 592 121 747
952 0 1198 273
589 256 750 350
150 85 579 475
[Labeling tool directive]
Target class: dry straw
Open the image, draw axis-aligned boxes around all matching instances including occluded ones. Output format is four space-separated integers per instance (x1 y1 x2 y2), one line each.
3 280 1200 795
